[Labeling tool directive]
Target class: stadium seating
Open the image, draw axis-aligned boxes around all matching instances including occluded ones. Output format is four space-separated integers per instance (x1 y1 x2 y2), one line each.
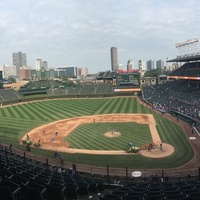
170 62 200 77
1 145 200 200
23 80 67 90
0 89 22 102
142 80 200 121
47 83 113 96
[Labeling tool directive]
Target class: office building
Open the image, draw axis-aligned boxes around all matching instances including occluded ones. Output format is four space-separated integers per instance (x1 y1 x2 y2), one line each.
85 67 88 76
12 51 27 75
55 66 78 77
19 66 32 80
138 59 146 71
42 61 48 69
0 71 2 89
147 60 155 71
77 67 88 76
127 60 134 71
156 59 164 69
35 59 42 71
3 65 17 79
0 71 2 80
110 47 118 72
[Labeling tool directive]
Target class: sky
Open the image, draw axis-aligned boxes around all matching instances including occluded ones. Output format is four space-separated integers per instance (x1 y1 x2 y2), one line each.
0 0 200 73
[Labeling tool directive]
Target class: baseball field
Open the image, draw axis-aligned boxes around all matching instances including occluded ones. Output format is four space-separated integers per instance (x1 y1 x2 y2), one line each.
0 97 194 169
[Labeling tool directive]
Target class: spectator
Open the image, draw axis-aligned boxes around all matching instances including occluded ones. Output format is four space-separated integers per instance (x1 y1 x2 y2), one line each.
9 144 13 153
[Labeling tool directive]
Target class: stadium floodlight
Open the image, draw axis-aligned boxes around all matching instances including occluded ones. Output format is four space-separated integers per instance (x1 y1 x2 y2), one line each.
175 37 199 48
175 37 199 57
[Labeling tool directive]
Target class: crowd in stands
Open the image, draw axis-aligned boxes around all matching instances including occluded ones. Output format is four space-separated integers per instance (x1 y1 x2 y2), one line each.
143 80 200 121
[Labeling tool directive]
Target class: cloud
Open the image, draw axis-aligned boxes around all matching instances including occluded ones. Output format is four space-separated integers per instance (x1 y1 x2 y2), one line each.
0 0 200 73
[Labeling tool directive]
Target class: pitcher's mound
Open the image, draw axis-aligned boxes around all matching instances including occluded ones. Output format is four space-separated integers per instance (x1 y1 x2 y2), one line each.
104 131 121 138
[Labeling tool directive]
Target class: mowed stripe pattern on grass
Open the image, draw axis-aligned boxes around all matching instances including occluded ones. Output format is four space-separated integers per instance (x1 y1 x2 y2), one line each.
0 97 194 168
65 122 152 150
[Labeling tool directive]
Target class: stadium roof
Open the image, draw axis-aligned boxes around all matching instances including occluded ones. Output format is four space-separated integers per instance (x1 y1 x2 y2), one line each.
167 54 200 62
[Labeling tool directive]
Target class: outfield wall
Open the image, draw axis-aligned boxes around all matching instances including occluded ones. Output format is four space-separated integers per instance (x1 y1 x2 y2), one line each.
0 92 141 106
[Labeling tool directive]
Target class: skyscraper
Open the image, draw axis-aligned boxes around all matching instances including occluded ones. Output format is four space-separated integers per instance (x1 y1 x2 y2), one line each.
147 60 155 71
12 51 27 75
156 59 164 69
35 59 42 71
110 47 118 72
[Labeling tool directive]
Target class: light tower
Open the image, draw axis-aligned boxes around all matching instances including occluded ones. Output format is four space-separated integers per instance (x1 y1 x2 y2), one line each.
175 37 199 57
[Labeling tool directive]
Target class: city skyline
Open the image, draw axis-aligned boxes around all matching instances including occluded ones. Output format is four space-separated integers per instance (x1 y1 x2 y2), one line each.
0 0 200 73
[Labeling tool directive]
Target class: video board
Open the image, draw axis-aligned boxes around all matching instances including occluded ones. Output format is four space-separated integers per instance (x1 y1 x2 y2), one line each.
116 73 140 86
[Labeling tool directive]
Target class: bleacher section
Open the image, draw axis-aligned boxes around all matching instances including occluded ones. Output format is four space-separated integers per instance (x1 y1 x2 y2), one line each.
79 85 96 95
96 71 116 80
18 80 69 96
46 83 113 96
95 83 113 94
0 89 22 102
24 80 67 90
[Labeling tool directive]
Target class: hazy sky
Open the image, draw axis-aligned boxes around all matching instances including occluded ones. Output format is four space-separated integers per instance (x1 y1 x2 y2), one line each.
0 0 200 73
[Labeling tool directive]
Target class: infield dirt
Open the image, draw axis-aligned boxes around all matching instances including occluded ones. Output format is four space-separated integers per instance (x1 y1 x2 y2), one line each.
23 114 174 158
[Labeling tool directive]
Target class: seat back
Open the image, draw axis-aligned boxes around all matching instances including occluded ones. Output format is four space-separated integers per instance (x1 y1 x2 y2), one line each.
46 185 66 200
0 186 14 200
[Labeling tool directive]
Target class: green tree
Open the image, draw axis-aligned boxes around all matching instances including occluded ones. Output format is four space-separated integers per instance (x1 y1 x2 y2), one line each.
8 77 16 83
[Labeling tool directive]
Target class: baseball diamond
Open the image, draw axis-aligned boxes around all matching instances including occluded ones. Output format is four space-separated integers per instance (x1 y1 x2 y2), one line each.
0 97 196 170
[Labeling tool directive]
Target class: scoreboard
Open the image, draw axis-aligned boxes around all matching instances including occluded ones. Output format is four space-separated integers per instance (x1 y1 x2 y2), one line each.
116 73 140 86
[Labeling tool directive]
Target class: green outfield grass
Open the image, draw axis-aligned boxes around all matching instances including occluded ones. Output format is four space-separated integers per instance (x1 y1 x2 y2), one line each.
65 122 152 150
0 97 194 169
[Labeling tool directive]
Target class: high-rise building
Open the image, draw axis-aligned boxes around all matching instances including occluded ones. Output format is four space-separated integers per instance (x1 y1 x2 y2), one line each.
110 47 118 72
3 65 17 79
85 67 88 76
147 60 155 71
12 51 27 75
35 59 42 71
127 60 134 71
35 59 48 71
0 71 2 80
138 59 146 70
0 71 3 89
42 61 48 69
156 59 164 69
